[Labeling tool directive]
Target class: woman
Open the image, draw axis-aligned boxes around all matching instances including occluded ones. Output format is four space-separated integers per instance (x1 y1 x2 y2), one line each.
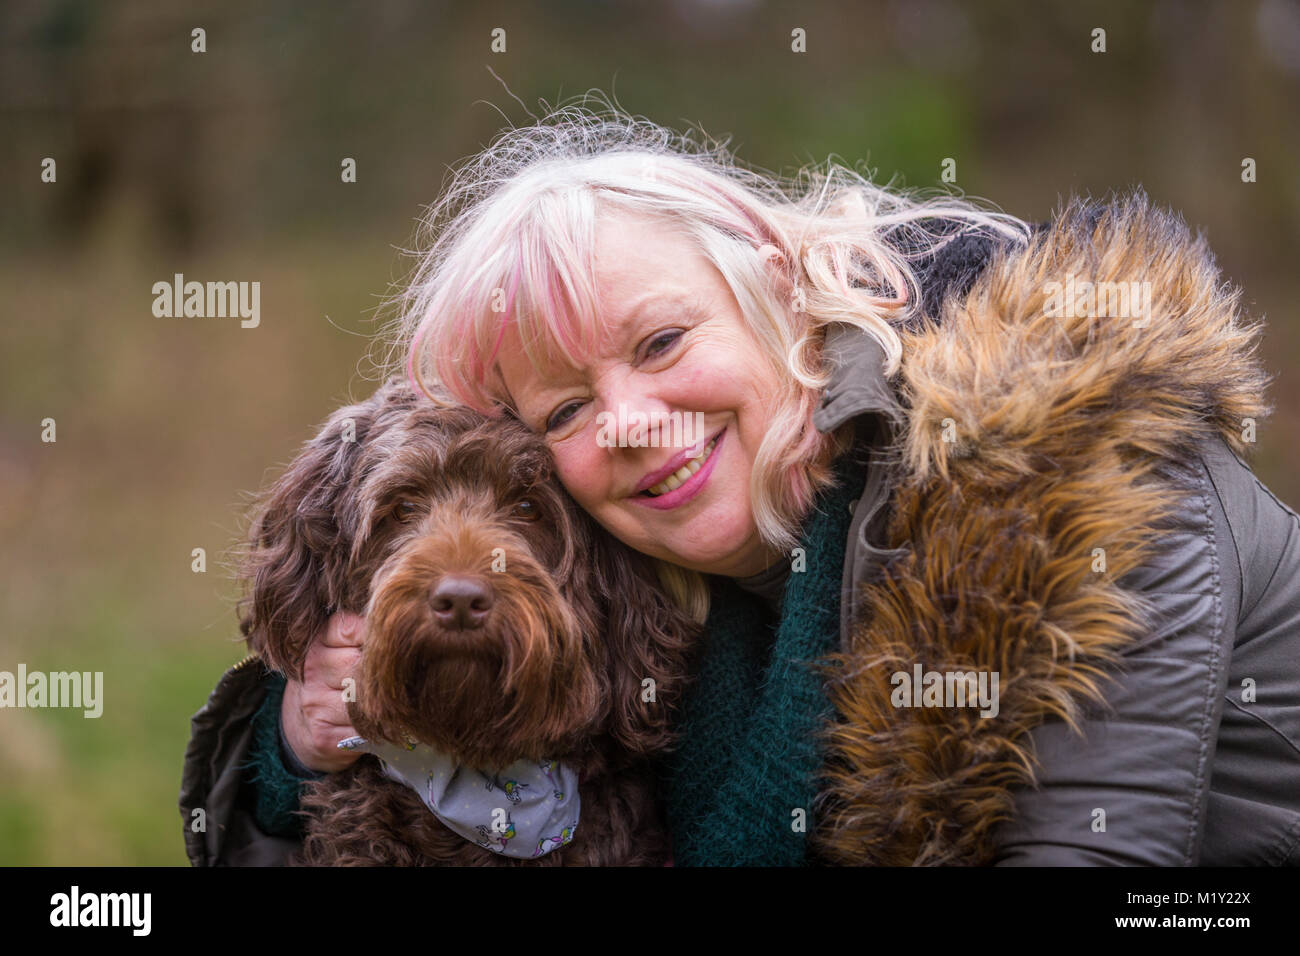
181 105 1300 866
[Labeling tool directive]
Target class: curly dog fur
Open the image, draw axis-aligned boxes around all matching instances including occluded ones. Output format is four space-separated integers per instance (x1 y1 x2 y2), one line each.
238 379 698 865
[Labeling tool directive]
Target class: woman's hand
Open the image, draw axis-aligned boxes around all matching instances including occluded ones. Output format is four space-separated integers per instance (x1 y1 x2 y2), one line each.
279 611 366 773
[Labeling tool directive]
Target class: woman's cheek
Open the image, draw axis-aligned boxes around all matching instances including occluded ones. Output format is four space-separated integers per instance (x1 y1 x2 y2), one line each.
552 427 608 508
667 357 721 405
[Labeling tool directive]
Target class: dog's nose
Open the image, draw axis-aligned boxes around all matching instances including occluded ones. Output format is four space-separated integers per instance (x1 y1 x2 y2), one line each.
429 576 494 630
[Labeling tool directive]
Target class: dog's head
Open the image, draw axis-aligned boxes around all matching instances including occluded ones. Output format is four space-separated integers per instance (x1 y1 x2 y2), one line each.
238 378 696 768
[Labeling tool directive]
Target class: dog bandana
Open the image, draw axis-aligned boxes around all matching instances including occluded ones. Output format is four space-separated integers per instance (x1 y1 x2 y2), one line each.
337 736 581 859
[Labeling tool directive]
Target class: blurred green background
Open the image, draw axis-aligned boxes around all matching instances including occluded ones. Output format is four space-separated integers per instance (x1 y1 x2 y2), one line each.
1 0 1297 864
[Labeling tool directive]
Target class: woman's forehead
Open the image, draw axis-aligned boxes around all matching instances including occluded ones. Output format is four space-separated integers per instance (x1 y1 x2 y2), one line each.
485 210 718 411
493 326 590 416
499 285 705 377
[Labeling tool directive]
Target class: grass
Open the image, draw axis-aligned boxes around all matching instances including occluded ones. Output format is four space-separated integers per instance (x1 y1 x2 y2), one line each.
0 210 397 864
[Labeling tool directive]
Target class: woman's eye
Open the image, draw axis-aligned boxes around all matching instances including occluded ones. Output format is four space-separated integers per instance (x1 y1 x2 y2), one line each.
643 330 682 360
545 402 580 433
512 499 541 521
394 500 420 522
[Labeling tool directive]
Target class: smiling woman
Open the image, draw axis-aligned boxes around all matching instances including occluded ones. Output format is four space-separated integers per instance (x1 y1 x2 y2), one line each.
494 209 791 580
395 107 1028 606
183 98 1300 868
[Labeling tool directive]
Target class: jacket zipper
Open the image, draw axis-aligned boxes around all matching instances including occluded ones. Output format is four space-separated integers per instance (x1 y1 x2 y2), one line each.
230 651 260 672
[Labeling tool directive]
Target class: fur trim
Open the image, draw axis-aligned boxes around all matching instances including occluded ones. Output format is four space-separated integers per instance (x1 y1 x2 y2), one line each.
812 191 1274 865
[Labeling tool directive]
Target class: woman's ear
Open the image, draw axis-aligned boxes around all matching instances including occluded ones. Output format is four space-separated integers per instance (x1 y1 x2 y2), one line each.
237 396 377 680
589 531 700 755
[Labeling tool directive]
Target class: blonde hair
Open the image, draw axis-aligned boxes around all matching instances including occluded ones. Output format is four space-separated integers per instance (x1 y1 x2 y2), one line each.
385 94 1029 621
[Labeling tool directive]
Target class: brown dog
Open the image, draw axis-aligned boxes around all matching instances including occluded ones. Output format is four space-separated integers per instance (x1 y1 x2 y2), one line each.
237 378 697 865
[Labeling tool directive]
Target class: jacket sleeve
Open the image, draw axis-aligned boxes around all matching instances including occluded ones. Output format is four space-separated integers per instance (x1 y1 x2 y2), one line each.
179 656 315 866
990 436 1245 866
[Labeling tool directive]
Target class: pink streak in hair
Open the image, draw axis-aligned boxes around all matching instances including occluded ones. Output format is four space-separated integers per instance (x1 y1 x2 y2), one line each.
546 257 583 359
731 202 766 244
876 259 910 308
484 254 522 369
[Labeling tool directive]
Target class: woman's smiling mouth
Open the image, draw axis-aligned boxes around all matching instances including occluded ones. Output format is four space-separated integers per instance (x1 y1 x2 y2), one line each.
632 429 724 510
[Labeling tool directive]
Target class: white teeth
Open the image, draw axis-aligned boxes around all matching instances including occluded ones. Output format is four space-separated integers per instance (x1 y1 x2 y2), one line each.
645 437 717 497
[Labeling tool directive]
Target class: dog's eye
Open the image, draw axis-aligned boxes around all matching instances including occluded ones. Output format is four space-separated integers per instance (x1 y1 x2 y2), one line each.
512 499 541 521
394 500 421 522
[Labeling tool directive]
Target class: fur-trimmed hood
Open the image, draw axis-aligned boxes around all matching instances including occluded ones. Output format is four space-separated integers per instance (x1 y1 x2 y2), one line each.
811 193 1274 865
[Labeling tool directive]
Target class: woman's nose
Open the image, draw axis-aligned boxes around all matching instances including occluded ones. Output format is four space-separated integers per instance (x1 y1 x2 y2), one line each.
594 376 677 450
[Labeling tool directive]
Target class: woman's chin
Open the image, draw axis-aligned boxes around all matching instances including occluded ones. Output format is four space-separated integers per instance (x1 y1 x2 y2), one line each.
657 521 756 575
612 480 757 574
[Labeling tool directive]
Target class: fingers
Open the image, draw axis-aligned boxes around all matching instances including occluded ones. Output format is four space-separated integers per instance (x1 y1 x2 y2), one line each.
303 640 361 696
276 611 369 772
321 611 367 648
302 645 359 725
282 676 361 773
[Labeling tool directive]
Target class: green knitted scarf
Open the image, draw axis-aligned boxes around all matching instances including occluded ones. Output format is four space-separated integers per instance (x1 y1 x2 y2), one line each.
661 444 869 866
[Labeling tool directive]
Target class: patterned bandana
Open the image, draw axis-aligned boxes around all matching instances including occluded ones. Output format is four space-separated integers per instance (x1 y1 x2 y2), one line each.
338 736 581 859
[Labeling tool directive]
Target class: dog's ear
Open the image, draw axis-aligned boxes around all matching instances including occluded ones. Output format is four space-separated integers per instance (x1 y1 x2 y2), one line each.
587 532 699 756
238 392 384 680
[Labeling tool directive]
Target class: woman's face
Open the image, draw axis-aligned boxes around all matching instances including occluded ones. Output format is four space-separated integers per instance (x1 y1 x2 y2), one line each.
497 211 785 578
